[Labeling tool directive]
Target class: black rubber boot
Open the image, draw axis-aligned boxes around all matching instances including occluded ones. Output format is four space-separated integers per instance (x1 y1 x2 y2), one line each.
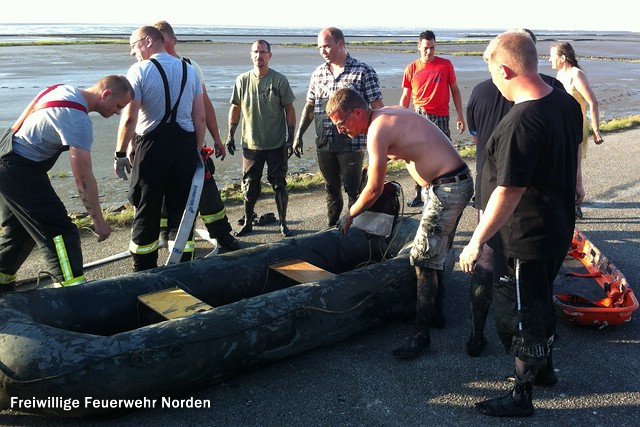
327 199 342 228
475 382 534 417
534 348 558 387
392 332 430 359
275 188 292 237
132 251 158 272
392 267 435 359
235 200 255 237
431 270 446 329
477 357 535 417
466 270 493 356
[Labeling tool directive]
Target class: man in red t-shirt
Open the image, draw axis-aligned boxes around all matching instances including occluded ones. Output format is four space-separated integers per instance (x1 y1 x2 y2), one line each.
400 30 465 207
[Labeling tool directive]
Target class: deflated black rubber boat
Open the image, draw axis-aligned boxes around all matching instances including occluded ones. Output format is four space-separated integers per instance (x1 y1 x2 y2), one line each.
0 218 421 417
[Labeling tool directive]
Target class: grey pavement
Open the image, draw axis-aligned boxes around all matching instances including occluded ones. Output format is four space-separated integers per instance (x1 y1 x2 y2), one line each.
2 128 639 426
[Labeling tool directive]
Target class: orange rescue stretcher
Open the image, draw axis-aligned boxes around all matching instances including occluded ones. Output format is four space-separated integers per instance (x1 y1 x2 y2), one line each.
554 227 638 327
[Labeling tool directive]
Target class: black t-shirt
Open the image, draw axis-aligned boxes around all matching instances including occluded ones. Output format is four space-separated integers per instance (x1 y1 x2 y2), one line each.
466 79 513 207
481 87 582 260
467 75 565 208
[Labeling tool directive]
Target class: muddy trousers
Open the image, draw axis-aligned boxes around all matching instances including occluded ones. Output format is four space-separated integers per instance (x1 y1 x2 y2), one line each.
198 177 233 239
414 267 445 338
240 145 289 229
469 242 494 340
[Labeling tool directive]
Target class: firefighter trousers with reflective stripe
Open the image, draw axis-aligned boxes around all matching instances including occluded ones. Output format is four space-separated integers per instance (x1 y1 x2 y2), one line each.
0 152 85 285
198 176 232 238
128 123 198 271
160 174 232 240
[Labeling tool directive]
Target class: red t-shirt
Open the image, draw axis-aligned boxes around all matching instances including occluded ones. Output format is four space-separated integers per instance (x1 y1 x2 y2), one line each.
402 56 457 116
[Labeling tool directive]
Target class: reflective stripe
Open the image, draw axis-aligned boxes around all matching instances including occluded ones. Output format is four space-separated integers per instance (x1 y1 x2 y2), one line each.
200 207 226 225
60 275 87 287
0 271 16 285
53 235 86 287
515 259 522 332
53 235 75 283
129 239 160 254
168 239 196 253
160 217 168 228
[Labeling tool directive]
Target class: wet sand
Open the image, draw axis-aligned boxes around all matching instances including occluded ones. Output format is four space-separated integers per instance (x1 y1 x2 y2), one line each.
1 36 639 212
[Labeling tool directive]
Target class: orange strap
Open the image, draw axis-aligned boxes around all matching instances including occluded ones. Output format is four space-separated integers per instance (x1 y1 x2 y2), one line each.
566 271 603 278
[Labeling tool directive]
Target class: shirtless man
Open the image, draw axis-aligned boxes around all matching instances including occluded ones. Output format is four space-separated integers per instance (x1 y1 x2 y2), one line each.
326 87 473 358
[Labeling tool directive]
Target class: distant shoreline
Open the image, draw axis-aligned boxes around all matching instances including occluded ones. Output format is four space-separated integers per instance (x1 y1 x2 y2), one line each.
2 35 639 214
1 38 638 63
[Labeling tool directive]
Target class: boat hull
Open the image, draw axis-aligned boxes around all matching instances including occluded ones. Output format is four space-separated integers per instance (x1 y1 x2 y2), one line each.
0 219 422 417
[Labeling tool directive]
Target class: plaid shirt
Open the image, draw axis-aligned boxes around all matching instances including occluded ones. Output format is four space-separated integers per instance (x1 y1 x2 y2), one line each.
306 54 382 152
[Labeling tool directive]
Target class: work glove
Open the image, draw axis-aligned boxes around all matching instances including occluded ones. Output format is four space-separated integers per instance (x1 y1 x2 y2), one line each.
225 136 236 156
290 136 303 159
285 126 296 159
114 152 132 180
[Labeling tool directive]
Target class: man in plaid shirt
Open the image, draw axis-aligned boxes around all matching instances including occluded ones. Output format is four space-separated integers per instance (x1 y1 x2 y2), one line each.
293 27 384 227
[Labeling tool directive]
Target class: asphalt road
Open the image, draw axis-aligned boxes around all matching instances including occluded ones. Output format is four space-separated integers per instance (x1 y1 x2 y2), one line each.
2 128 639 426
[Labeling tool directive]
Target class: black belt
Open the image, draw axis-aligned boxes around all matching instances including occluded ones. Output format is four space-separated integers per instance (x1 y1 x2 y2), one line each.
431 171 472 186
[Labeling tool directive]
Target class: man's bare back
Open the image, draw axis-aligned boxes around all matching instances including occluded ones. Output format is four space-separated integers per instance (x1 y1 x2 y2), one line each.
368 106 466 187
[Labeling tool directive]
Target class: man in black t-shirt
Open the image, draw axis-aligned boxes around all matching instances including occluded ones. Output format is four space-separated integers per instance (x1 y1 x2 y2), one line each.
465 74 565 357
459 30 582 418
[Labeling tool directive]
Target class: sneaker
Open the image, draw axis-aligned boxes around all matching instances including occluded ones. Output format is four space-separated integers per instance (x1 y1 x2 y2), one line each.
217 233 241 251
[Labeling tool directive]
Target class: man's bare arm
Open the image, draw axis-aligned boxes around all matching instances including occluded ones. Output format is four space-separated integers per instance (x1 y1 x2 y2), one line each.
399 88 411 108
459 185 525 273
292 101 314 157
340 127 387 234
70 146 110 242
192 94 206 152
450 82 465 132
202 85 226 159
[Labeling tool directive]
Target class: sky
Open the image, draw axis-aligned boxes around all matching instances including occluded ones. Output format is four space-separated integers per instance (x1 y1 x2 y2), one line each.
2 0 638 32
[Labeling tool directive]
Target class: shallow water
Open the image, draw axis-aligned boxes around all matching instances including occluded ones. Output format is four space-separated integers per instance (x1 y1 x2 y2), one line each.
1 36 638 212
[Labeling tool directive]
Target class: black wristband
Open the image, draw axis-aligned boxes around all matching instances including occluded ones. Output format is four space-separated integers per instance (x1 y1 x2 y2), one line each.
115 151 126 158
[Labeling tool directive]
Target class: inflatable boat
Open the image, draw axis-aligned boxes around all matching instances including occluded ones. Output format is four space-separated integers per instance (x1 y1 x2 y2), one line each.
0 218 422 417
554 227 638 327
